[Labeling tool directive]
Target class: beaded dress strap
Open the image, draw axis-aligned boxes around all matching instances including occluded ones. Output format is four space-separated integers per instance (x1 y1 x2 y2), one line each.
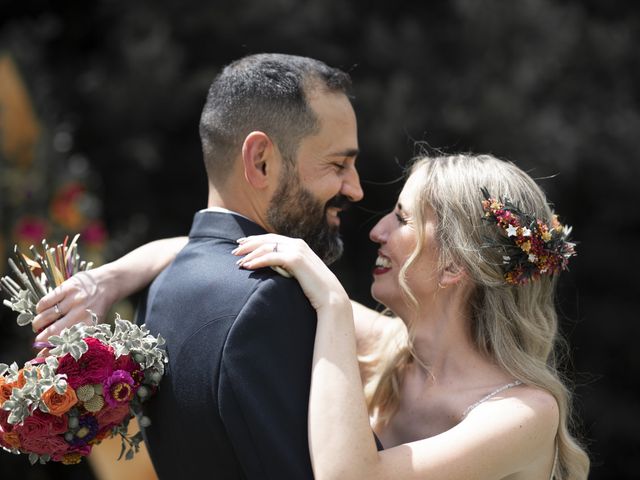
462 380 522 418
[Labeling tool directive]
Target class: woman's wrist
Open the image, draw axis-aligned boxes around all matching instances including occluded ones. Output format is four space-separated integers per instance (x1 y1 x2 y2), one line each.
89 262 121 306
316 292 352 319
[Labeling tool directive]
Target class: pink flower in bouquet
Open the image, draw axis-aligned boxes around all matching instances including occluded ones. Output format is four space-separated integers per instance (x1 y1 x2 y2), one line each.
56 337 115 389
13 410 70 456
15 411 50 441
17 410 68 439
20 432 70 457
96 402 130 430
103 370 135 408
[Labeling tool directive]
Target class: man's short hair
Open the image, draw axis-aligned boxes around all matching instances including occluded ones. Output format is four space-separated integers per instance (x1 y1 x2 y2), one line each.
199 53 352 187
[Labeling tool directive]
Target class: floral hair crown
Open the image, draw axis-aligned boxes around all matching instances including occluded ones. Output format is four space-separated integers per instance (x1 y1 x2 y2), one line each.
480 187 576 285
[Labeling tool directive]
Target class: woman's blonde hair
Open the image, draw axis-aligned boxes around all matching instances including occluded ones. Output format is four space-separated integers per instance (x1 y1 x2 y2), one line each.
363 154 589 479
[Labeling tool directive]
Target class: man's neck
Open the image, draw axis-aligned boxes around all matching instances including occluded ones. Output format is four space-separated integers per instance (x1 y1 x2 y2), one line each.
207 187 271 231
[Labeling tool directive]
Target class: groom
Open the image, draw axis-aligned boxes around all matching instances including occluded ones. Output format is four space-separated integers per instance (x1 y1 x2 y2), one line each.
138 53 365 478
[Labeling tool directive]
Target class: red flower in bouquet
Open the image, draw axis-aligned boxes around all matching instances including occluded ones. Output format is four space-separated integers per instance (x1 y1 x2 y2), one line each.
114 354 144 386
56 337 115 389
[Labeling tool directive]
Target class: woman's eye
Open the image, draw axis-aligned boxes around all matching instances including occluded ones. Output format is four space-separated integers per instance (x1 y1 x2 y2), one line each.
395 213 407 225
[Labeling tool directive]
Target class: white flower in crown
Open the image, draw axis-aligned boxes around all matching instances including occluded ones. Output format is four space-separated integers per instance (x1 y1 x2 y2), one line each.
506 225 518 237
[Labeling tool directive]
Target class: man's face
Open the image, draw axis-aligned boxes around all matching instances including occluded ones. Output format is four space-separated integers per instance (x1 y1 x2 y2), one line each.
267 91 362 264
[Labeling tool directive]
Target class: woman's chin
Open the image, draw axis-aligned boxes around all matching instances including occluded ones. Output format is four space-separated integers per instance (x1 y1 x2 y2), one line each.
370 287 394 311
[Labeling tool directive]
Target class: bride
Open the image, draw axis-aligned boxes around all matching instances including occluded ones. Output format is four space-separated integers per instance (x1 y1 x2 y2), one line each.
32 154 589 479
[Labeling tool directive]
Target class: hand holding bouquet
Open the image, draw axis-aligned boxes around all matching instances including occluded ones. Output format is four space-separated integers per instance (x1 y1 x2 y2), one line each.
0 237 167 465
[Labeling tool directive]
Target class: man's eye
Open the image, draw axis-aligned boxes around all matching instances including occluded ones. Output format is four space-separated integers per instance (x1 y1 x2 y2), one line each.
333 163 345 170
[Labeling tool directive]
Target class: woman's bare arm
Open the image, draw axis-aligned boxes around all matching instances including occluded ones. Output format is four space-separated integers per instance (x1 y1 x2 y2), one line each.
32 236 188 341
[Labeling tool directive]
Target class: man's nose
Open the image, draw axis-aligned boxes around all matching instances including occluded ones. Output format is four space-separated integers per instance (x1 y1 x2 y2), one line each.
341 167 363 202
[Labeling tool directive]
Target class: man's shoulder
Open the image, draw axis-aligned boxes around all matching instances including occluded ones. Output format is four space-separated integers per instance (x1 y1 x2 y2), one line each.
148 239 313 322
238 272 315 320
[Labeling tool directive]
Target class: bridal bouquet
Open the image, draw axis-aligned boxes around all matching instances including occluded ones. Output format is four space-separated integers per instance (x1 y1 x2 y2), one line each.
0 237 167 465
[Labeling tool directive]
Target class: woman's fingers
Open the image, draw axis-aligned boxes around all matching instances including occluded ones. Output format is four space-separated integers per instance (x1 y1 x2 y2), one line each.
237 242 287 265
31 271 104 338
35 285 66 314
234 234 290 255
233 234 348 311
32 296 71 333
34 308 95 343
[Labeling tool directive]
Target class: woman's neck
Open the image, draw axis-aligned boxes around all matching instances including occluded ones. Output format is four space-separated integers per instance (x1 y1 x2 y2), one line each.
398 287 492 385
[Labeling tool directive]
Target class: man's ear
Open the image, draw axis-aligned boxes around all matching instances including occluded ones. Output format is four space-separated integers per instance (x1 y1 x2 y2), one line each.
241 131 276 189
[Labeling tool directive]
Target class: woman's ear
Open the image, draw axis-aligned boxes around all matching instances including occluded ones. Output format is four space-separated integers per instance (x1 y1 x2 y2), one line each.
241 131 276 189
439 262 466 288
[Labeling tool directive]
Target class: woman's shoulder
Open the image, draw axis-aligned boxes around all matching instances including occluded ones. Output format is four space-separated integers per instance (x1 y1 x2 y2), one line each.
505 383 559 422
464 382 559 445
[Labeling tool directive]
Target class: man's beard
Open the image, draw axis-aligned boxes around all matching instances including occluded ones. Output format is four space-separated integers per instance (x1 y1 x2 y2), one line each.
267 167 349 265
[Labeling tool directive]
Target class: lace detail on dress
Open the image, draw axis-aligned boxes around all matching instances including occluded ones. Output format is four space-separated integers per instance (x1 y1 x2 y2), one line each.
462 380 522 418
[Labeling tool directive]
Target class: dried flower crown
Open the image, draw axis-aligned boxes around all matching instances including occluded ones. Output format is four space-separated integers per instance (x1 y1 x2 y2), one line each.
480 187 576 285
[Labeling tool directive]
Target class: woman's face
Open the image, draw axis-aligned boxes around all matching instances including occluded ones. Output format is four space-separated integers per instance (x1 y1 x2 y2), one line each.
369 171 441 313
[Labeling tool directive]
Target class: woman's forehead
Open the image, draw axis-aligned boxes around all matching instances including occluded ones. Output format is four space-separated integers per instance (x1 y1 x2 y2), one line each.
398 172 423 207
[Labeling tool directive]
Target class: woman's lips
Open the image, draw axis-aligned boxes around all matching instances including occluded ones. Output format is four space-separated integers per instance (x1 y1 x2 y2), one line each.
373 254 391 275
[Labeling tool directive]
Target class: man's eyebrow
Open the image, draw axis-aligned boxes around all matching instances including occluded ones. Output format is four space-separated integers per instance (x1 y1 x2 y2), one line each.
328 148 359 158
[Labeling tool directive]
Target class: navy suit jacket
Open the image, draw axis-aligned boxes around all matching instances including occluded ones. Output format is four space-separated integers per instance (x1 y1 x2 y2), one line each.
138 211 318 479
